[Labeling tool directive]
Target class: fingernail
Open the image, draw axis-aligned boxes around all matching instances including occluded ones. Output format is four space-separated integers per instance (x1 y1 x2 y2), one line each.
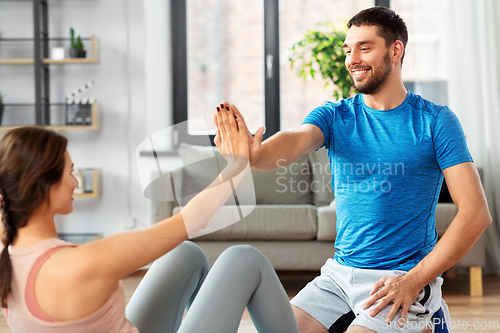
362 304 367 310
220 103 224 108
385 319 391 324
217 106 220 112
226 105 230 111
370 311 375 316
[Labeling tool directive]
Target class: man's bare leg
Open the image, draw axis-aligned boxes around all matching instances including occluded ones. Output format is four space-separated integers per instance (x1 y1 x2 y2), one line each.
293 305 432 333
292 305 329 333
346 325 432 333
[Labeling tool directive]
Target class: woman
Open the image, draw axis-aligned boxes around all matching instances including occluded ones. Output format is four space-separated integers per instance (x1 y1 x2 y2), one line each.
0 105 300 333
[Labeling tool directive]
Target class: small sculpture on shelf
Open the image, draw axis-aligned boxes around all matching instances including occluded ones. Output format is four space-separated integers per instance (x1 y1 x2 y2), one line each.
69 27 86 58
65 81 95 126
72 168 96 195
73 168 84 194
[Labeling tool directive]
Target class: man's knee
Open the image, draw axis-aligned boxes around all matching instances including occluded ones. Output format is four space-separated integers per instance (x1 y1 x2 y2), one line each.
292 305 329 333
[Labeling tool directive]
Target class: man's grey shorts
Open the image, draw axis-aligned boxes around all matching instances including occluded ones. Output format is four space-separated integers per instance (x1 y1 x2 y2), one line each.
290 258 448 333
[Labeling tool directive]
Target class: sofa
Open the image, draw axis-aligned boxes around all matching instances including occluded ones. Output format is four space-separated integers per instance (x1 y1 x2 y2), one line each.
149 144 485 295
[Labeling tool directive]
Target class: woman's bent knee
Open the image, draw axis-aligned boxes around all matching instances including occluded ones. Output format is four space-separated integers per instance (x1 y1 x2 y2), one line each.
221 245 265 261
177 241 208 264
177 241 205 257
217 245 270 271
155 241 209 270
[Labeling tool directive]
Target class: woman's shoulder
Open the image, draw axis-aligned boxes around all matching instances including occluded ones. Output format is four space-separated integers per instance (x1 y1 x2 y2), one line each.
34 241 120 322
8 237 75 257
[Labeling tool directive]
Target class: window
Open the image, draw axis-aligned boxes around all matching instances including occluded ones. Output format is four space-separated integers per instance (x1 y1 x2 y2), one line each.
172 0 448 143
173 0 268 145
173 0 374 144
185 0 265 135
391 0 448 105
279 0 372 130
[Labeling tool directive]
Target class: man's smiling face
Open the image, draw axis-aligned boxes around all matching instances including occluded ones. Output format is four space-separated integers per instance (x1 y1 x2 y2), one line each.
343 25 393 95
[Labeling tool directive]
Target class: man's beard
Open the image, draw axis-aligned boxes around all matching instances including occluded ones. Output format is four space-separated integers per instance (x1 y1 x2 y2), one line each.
349 52 392 95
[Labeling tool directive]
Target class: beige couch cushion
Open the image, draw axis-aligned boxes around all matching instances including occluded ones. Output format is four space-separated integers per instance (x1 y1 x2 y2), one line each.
317 200 337 241
252 154 312 204
178 143 313 205
173 204 317 241
307 148 334 206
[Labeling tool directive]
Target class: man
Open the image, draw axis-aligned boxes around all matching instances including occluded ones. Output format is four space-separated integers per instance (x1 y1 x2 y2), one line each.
214 6 491 333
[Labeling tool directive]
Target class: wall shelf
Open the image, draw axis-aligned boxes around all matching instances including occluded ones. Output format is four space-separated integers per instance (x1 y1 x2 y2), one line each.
0 59 34 64
58 233 102 244
0 103 100 131
1 0 102 199
0 35 99 64
73 169 100 198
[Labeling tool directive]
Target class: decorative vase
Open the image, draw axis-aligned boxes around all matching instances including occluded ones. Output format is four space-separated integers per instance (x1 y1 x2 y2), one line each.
69 48 86 58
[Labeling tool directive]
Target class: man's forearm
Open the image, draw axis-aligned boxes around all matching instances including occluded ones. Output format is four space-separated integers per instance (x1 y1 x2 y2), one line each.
251 131 305 171
403 210 491 290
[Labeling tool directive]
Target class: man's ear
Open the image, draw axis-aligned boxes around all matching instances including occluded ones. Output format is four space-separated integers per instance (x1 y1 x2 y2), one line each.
391 40 405 65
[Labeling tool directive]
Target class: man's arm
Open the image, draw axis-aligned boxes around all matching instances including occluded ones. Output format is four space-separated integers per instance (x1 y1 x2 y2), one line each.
404 162 491 287
214 102 325 171
362 162 491 325
250 124 325 171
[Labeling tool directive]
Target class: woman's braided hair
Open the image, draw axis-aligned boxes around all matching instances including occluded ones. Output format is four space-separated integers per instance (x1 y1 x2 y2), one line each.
0 126 67 307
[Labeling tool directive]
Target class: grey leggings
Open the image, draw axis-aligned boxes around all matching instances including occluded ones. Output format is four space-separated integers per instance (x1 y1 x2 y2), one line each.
125 242 300 333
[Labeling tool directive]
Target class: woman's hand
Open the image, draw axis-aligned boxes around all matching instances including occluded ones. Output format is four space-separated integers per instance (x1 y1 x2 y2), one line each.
214 102 265 166
215 103 250 162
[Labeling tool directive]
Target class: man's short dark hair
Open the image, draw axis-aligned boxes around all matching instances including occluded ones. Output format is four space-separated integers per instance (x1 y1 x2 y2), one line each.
347 6 408 64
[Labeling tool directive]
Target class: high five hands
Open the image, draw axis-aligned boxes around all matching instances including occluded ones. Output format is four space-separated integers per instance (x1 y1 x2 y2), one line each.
182 102 255 239
213 101 266 166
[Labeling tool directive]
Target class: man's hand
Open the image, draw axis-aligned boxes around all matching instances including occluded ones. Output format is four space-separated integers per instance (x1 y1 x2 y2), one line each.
361 275 421 327
213 101 265 166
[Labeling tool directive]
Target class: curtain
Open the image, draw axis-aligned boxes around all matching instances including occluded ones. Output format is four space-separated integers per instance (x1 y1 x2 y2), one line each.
444 0 500 275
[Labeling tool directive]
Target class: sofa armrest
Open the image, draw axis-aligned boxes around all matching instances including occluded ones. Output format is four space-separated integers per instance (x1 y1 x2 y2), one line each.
148 167 183 225
149 200 175 225
435 202 486 268
435 203 458 237
456 232 486 268
317 200 337 241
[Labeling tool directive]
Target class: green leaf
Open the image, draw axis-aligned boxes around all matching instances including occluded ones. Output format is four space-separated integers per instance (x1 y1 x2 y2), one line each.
288 21 353 100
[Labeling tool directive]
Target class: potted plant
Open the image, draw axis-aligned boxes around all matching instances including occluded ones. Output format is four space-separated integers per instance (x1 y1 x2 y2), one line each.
289 22 356 101
69 27 86 58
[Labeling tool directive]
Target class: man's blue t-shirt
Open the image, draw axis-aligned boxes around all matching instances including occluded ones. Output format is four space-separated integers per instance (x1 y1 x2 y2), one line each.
303 91 472 271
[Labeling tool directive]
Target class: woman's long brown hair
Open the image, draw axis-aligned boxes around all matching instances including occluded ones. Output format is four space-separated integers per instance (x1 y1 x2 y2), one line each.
0 126 67 307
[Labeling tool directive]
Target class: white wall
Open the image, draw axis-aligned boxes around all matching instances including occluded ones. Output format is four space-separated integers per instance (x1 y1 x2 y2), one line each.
0 0 171 237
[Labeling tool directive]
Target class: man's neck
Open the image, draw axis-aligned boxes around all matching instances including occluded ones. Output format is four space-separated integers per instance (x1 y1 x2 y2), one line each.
362 74 408 110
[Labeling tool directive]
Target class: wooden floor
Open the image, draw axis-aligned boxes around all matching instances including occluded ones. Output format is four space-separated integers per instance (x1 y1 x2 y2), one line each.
0 271 498 332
